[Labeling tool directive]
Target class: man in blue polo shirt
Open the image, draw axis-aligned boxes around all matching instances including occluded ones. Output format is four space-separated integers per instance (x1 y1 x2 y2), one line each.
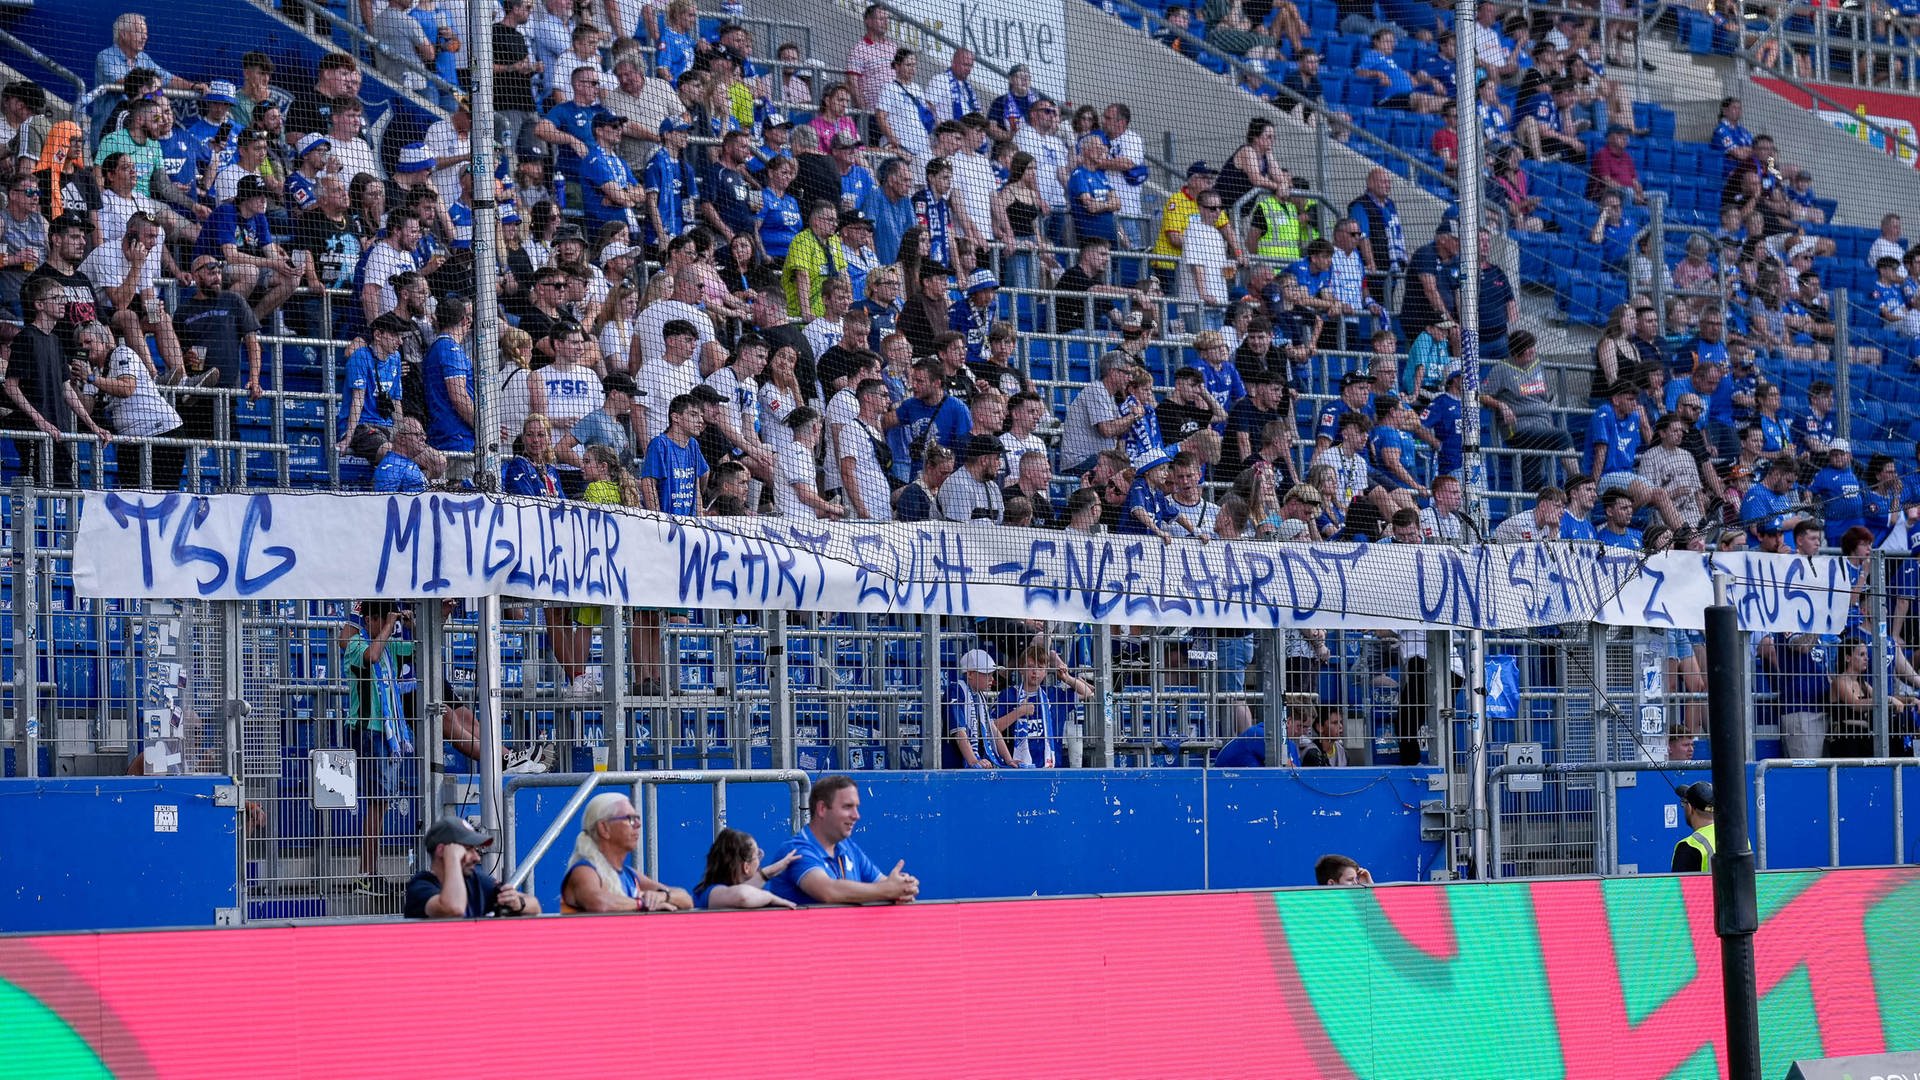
578 112 640 240
422 298 475 465
766 775 919 905
1067 135 1121 245
535 65 612 181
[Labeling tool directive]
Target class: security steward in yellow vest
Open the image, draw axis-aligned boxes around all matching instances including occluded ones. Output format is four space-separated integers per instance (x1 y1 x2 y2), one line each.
1670 781 1716 873
1152 161 1239 289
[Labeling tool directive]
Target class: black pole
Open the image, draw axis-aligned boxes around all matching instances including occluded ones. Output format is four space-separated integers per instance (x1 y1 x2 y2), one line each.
1704 599 1761 1080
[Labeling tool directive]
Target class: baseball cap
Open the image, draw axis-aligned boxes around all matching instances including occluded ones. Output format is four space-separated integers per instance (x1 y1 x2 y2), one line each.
1186 160 1217 178
958 649 998 675
659 116 694 135
764 112 794 129
423 815 492 851
1432 318 1458 331
295 131 332 158
1118 310 1151 333
1677 393 1704 409
603 372 639 397
829 132 861 150
1606 122 1632 135
965 268 999 296
599 240 636 264
235 173 271 200
591 112 626 131
203 80 238 105
395 143 434 174
553 224 586 244
1341 370 1373 387
1680 781 1714 812
839 211 872 229
1441 362 1463 383
964 433 1004 462
1828 438 1851 453
688 384 726 405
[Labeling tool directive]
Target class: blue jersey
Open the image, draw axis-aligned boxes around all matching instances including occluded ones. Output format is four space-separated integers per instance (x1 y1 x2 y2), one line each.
765 828 884 906
1360 49 1414 97
1864 486 1895 545
894 394 972 475
155 129 201 195
421 334 475 452
372 449 427 492
1316 396 1370 446
1119 479 1177 535
285 170 319 213
640 432 708 515
1560 509 1597 542
1872 280 1908 324
573 145 634 239
1587 404 1642 474
1066 167 1117 242
342 345 403 434
658 27 698 80
1119 398 1162 462
1712 120 1753 172
1790 409 1836 455
1368 425 1421 488
996 683 1070 769
194 202 272 260
1596 525 1643 551
758 189 802 260
705 163 757 236
641 149 697 246
1197 360 1245 416
1758 414 1789 455
948 299 994 363
1740 483 1795 538
1420 392 1463 476
840 165 877 212
1810 465 1865 544
544 100 613 179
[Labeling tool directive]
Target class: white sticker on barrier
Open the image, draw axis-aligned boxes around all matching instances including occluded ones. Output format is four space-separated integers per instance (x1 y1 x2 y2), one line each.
154 805 179 832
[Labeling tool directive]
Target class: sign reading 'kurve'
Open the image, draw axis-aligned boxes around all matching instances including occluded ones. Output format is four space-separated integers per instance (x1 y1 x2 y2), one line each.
1 868 1914 1077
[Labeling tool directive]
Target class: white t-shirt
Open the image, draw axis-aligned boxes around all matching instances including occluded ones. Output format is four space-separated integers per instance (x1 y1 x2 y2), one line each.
632 298 715 371
1105 130 1147 216
422 118 471 209
213 163 265 204
635 353 699 441
95 189 152 249
330 137 382 183
597 318 633 373
949 151 997 240
103 343 182 437
998 431 1047 482
1015 127 1071 211
876 80 933 160
1178 214 1231 307
774 440 821 519
361 241 415 318
535 362 605 426
1311 446 1370 508
1418 505 1466 543
1492 510 1559 543
760 381 806 454
838 416 892 521
704 365 761 452
80 241 162 311
804 316 843 360
1166 493 1217 538
821 387 860 494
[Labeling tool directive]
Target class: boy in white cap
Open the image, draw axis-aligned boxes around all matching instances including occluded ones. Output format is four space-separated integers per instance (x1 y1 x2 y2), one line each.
944 649 1016 768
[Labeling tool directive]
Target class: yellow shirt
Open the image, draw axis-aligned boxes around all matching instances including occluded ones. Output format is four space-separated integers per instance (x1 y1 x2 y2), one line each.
1152 189 1229 268
783 229 846 317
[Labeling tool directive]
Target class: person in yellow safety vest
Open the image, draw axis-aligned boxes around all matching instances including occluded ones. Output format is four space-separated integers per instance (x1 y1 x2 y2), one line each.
1151 161 1242 290
1245 182 1312 264
1670 781 1716 872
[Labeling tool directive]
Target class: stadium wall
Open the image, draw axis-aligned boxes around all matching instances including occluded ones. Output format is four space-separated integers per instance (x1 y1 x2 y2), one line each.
1 867 1915 1078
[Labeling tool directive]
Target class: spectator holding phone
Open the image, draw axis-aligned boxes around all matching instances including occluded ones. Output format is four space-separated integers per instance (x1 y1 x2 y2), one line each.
404 816 541 918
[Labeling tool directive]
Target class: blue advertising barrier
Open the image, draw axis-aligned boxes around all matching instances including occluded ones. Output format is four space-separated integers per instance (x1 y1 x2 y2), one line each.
1612 763 1920 873
510 768 1446 912
0 777 238 933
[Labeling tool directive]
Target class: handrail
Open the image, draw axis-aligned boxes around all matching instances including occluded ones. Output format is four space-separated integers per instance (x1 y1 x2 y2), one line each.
1487 758 1710 878
0 27 85 107
501 769 811 893
1756 2 1920 98
1737 32 1920 162
1097 0 1458 195
1754 757 1914 870
270 0 461 114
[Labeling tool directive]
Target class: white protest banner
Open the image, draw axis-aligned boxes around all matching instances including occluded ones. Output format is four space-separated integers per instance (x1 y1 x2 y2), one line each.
72 492 1852 635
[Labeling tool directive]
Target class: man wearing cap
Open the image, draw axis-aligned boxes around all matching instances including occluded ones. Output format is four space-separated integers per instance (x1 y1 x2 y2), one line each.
985 65 1039 141
1151 161 1234 293
405 816 540 918
575 112 639 240
1060 352 1136 475
185 81 242 169
828 131 877 214
1670 782 1716 873
945 650 1016 768
947 268 999 364
284 132 337 213
197 174 298 322
1121 450 1206 544
1810 439 1866 546
1587 123 1645 203
939 434 1007 523
639 116 697 251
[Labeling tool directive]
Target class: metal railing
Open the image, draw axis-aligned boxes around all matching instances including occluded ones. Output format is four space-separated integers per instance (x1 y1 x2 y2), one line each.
501 768 810 891
1755 757 1915 869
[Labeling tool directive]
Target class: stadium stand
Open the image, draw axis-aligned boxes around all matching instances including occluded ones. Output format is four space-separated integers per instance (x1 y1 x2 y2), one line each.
2 0 1920 913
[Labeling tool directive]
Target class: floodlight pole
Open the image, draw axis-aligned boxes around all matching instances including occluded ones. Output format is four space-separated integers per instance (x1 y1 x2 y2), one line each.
1705 576 1761 1080
1454 0 1492 880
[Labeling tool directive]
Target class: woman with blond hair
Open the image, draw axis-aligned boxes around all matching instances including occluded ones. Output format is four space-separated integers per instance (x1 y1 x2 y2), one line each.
492 325 547 444
560 792 692 913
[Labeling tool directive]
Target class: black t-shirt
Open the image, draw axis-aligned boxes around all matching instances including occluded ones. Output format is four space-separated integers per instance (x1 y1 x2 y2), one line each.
10 322 70 430
1052 266 1096 331
1223 399 1284 480
294 210 364 292
287 92 351 139
402 867 503 918
1005 484 1059 528
492 24 536 113
518 307 563 369
174 289 262 387
1158 399 1212 446
26 263 96 354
